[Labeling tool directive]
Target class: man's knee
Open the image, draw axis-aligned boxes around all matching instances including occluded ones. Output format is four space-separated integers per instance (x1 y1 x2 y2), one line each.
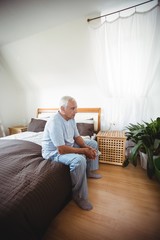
70 154 86 171
75 155 86 166
92 139 98 149
85 139 98 149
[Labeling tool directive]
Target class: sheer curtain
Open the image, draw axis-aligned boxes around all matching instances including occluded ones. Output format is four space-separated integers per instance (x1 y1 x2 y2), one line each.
89 1 160 130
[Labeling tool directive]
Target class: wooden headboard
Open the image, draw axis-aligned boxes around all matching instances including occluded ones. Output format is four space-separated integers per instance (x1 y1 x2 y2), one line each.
37 108 101 132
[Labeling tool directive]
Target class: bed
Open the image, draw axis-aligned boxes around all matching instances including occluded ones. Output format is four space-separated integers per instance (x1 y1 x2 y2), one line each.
0 108 101 240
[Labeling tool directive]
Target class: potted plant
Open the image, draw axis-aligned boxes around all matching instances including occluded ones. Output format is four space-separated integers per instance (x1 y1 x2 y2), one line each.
154 156 160 182
124 117 160 179
124 121 147 168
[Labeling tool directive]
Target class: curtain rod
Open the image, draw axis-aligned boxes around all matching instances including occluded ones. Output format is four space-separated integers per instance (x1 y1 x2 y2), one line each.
87 0 155 22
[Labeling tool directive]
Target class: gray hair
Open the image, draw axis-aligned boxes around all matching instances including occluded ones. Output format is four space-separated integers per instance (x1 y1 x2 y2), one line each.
59 96 76 109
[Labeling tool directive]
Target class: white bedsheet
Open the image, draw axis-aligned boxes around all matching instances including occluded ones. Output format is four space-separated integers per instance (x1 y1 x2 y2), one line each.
1 131 43 146
1 131 96 146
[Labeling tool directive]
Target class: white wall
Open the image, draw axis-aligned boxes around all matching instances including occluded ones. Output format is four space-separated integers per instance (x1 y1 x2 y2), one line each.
0 18 104 133
0 59 27 135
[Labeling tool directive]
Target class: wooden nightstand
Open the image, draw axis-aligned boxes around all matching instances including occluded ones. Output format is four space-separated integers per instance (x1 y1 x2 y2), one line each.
97 131 126 166
8 125 27 135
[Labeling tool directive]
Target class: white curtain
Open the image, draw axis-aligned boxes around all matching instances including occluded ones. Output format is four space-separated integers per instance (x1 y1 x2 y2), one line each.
89 1 160 131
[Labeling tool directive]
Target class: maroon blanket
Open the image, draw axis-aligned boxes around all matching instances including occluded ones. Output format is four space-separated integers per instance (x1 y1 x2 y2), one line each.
0 139 72 240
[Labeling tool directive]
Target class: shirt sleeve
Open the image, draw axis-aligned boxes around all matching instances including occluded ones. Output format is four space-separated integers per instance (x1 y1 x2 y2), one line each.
49 118 65 147
74 120 80 137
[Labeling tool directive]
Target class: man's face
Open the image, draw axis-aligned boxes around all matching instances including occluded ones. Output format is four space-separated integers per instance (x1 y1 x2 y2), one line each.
62 100 77 120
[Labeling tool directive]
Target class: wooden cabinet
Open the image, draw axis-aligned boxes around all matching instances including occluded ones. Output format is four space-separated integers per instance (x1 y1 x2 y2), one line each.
8 125 27 135
97 131 126 166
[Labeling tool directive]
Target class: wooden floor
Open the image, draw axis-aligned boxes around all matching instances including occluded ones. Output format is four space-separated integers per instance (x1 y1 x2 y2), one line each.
43 163 160 240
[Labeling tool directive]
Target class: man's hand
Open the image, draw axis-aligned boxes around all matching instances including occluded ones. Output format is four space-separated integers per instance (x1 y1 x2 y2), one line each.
84 147 97 160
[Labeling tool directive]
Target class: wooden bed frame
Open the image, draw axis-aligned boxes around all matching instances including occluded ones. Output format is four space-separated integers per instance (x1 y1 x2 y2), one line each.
36 108 101 132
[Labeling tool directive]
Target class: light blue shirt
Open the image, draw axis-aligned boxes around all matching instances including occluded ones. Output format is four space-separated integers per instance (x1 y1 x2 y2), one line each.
42 111 79 159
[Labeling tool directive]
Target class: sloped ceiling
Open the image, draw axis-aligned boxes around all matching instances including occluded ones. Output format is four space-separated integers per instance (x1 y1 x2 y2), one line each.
0 0 145 46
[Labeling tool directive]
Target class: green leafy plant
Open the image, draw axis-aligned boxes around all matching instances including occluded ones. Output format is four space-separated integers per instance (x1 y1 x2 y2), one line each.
124 117 160 179
154 156 160 182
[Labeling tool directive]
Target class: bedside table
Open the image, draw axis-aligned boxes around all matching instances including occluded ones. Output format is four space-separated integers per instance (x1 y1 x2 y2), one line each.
97 131 126 166
8 125 27 135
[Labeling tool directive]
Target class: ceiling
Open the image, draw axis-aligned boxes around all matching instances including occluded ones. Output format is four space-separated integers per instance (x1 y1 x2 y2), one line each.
0 0 145 46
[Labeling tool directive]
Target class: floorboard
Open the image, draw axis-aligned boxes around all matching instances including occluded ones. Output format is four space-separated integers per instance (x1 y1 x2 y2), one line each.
43 163 160 240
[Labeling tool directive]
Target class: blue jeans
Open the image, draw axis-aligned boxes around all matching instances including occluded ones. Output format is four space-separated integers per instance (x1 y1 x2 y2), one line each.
50 139 99 200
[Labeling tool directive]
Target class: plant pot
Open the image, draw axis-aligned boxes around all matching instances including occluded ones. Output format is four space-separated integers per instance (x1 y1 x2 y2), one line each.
139 151 147 170
153 157 160 183
139 151 148 170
